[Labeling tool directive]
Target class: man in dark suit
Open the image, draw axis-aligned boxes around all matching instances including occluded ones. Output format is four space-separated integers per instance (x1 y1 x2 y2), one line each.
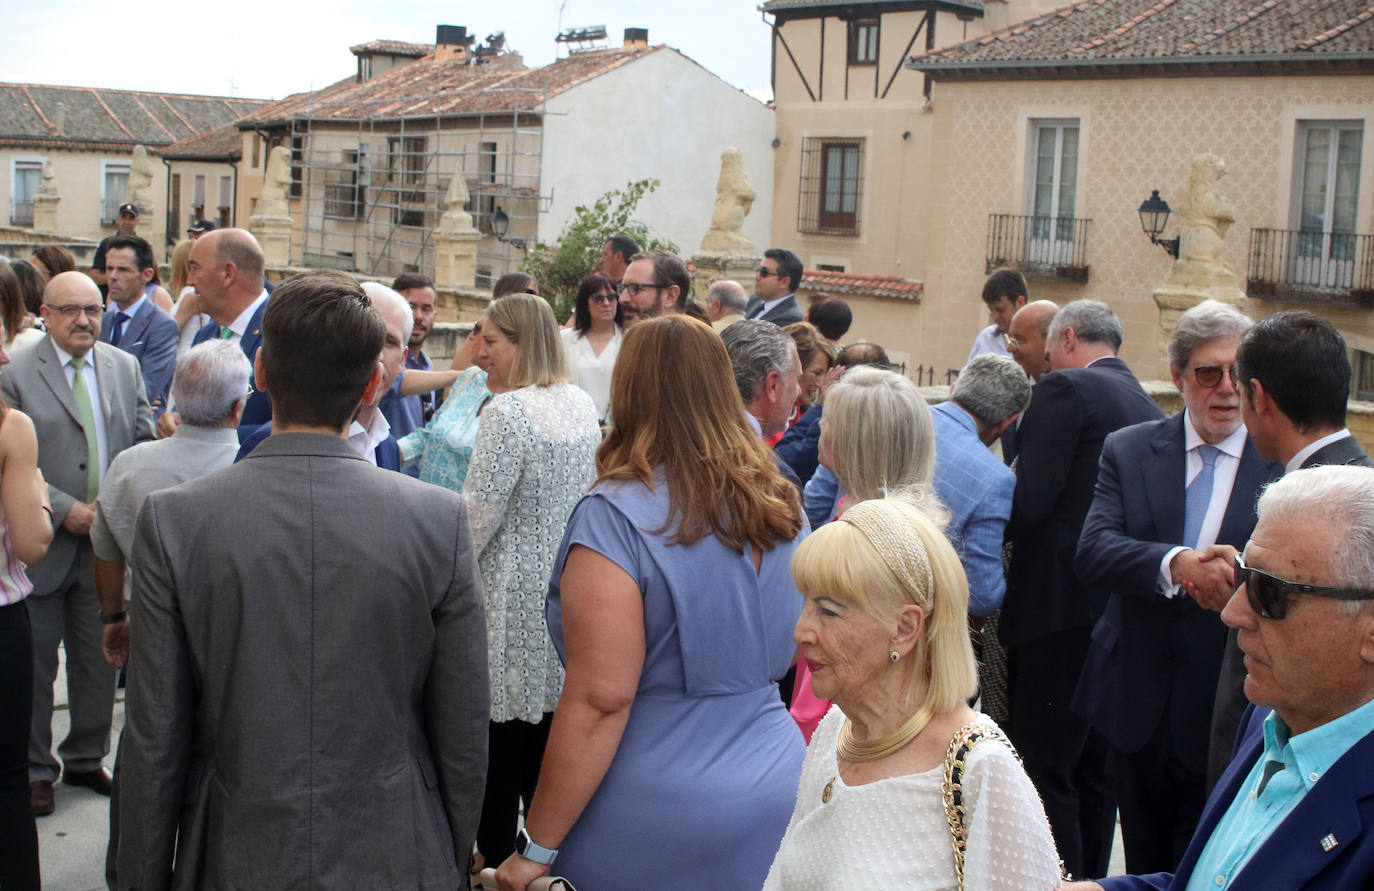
158 228 271 441
1074 301 1283 873
745 248 804 326
98 235 179 418
117 271 489 888
1001 299 1163 879
2 272 154 817
1205 310 1374 787
1067 464 1374 891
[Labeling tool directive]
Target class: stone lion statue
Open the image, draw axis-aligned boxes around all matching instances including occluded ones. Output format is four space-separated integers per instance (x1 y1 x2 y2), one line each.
255 145 293 218
36 159 58 198
126 145 156 210
1166 153 1239 287
699 147 757 255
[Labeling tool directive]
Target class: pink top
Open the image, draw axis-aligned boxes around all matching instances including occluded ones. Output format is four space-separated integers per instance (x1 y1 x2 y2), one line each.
0 495 35 607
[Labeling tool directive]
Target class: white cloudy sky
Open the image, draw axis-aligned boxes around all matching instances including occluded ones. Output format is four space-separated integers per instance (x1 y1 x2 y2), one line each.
2 1 775 102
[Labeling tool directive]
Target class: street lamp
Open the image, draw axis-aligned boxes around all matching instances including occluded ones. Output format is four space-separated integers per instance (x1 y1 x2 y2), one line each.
491 206 528 251
1137 189 1179 258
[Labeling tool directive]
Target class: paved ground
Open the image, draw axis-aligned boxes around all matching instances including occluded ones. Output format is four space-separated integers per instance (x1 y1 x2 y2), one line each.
34 656 1126 889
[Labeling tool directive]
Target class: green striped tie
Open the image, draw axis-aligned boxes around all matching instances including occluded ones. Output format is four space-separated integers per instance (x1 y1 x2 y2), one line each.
69 357 100 501
219 325 234 339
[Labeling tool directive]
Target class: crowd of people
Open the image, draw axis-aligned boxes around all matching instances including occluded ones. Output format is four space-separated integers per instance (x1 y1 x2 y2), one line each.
1 224 1373 891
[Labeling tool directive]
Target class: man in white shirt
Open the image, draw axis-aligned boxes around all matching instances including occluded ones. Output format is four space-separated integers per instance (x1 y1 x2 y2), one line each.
967 268 1027 362
1073 300 1283 874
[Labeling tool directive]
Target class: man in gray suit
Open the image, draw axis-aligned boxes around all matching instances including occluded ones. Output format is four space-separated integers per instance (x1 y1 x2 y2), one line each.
1 272 154 816
117 271 490 889
1204 309 1374 787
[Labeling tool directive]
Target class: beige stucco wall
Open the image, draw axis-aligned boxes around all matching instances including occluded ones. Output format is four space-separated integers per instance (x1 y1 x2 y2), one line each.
165 159 239 244
0 146 169 262
922 74 1374 380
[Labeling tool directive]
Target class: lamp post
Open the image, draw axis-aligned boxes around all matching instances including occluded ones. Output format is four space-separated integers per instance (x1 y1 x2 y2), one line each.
491 206 528 251
1138 190 1180 258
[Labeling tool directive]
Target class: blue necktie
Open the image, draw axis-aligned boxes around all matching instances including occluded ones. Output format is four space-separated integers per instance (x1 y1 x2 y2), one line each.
109 312 129 345
1183 445 1220 549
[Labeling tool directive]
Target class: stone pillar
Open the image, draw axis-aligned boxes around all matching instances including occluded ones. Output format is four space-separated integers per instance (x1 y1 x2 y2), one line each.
33 195 59 232
689 252 760 308
432 169 480 290
249 216 293 267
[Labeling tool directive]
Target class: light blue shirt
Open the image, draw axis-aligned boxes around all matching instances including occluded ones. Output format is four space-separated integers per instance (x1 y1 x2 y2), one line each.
803 464 843 530
966 323 1011 363
1187 697 1374 890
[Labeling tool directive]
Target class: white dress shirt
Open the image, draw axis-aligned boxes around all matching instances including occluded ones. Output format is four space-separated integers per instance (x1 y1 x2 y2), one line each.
1286 428 1355 474
348 410 392 466
1156 414 1247 596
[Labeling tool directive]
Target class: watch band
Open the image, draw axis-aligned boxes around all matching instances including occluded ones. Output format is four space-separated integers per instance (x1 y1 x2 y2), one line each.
515 827 558 865
99 610 128 625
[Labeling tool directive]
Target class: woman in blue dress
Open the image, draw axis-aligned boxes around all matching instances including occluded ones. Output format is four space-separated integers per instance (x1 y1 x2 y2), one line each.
495 314 808 891
397 322 493 489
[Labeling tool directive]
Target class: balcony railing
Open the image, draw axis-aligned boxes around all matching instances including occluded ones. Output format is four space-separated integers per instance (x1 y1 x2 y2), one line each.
10 201 34 227
1247 228 1374 307
985 214 1091 282
100 200 123 226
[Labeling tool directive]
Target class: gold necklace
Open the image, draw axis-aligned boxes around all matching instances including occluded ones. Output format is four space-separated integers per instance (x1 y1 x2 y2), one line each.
822 704 935 804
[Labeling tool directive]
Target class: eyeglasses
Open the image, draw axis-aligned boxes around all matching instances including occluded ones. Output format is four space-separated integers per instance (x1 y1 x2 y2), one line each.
1191 364 1239 389
1235 553 1374 620
616 281 666 298
756 267 777 278
45 304 102 320
520 288 539 295
1004 333 1027 348
589 292 617 305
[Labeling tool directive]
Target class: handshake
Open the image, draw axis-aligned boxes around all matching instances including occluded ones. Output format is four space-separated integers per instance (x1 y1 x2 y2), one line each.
1170 544 1240 611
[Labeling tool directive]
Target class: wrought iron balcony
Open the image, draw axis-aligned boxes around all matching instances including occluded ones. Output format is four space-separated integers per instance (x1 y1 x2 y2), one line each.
1247 228 1374 307
10 201 34 227
985 214 1091 282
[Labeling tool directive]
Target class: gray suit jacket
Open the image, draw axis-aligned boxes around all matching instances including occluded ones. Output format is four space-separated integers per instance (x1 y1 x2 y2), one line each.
0 336 153 595
117 433 490 890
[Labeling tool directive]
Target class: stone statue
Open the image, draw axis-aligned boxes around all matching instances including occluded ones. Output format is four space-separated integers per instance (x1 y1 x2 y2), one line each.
36 159 58 198
256 145 293 218
699 147 757 255
1165 153 1239 288
125 145 156 211
435 169 477 235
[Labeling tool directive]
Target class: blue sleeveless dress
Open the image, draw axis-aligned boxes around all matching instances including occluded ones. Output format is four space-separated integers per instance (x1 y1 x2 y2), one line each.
546 475 806 889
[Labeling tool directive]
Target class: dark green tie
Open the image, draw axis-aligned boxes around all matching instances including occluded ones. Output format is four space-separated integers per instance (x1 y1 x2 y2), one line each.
70 357 100 501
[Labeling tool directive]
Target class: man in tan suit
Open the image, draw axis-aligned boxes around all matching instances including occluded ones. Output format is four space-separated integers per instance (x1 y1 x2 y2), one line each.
117 271 490 888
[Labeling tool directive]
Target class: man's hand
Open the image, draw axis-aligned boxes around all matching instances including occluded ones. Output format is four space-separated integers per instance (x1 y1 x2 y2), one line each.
62 501 96 536
1171 544 1238 611
101 618 129 669
157 411 181 439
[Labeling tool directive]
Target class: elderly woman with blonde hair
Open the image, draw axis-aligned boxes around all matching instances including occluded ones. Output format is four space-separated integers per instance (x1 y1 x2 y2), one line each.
765 496 1061 889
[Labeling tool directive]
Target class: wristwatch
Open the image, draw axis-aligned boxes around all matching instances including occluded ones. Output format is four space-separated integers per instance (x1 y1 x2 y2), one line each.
514 827 558 865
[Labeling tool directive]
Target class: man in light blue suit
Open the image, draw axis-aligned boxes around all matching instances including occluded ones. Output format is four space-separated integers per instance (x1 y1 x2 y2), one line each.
1067 464 1374 891
930 353 1029 618
98 236 178 419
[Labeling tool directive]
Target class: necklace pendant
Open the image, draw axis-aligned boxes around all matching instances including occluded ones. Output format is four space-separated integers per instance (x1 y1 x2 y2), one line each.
822 776 834 804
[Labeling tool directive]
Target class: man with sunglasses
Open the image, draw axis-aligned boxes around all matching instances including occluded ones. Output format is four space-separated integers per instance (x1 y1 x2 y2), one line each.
1206 310 1374 789
2 272 154 817
1074 300 1283 875
745 249 804 326
1067 464 1374 891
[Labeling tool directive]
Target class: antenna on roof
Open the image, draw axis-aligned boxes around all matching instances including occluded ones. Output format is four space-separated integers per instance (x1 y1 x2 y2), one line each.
556 25 608 54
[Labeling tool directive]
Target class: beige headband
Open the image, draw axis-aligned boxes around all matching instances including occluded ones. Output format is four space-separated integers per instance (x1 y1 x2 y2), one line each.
836 499 933 607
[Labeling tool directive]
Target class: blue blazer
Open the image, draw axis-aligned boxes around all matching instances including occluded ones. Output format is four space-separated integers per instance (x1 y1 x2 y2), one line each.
1072 412 1282 765
101 300 179 419
1101 706 1374 889
193 299 271 433
774 404 823 484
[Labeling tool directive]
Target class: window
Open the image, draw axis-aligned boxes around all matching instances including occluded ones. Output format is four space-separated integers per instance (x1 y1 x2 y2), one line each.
1026 119 1080 263
477 141 497 231
101 162 130 224
169 174 181 237
324 149 365 220
11 160 41 226
1355 350 1374 402
798 137 864 236
290 136 304 198
193 175 206 220
1292 120 1363 287
848 20 879 66
218 176 233 227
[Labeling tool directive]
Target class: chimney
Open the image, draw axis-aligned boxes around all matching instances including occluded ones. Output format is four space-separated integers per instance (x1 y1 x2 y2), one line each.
52 101 66 135
623 27 648 50
435 25 473 63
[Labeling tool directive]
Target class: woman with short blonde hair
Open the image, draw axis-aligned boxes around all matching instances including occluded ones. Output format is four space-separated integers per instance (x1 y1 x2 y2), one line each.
765 496 1060 889
482 293 569 389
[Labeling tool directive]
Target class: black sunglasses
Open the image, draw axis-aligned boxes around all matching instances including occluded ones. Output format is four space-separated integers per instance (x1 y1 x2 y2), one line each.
1191 364 1239 389
1235 554 1374 620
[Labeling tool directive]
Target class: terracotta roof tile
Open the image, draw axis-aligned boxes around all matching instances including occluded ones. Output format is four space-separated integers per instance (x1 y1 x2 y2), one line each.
0 82 267 150
802 269 923 301
350 39 433 57
910 0 1374 73
238 46 664 126
159 122 245 160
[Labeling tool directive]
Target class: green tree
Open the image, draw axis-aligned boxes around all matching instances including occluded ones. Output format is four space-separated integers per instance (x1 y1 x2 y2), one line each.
520 178 677 321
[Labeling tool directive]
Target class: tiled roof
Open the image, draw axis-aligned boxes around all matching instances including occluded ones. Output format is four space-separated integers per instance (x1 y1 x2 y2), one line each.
910 0 1374 76
159 122 245 160
761 0 983 16
0 83 266 151
238 46 664 127
350 39 433 58
802 269 923 301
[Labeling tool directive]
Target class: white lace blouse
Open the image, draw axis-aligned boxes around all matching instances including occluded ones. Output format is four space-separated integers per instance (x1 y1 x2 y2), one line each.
462 383 601 724
763 707 1062 890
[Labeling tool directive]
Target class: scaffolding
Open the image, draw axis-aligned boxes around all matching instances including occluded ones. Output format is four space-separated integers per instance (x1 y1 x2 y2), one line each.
282 75 556 287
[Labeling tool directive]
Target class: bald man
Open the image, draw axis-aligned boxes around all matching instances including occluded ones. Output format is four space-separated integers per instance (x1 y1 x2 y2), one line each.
1006 300 1059 383
3 272 154 816
705 279 748 332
